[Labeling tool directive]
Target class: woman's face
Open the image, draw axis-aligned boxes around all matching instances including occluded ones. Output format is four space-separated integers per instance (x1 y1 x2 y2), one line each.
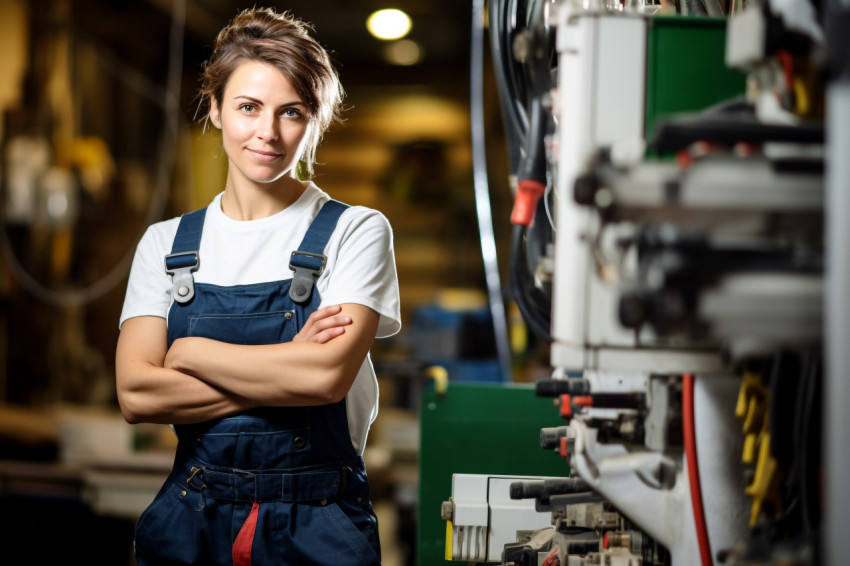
210 60 311 188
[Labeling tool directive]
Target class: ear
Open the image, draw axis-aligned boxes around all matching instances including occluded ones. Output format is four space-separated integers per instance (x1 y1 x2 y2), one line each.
209 98 222 129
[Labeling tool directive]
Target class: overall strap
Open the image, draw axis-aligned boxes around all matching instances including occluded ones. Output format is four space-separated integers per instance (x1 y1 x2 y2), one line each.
164 207 207 304
289 199 349 303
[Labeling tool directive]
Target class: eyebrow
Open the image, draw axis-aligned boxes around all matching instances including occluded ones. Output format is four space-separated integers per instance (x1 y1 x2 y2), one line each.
233 95 306 108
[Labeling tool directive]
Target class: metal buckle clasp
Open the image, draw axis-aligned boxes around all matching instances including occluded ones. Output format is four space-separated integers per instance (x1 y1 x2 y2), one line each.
289 251 326 303
165 251 200 304
186 465 206 491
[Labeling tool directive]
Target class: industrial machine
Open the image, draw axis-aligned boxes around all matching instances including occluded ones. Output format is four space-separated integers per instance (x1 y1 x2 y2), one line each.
441 0 845 563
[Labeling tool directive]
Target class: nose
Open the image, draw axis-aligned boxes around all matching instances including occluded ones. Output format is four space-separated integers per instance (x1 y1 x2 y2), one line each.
256 111 279 142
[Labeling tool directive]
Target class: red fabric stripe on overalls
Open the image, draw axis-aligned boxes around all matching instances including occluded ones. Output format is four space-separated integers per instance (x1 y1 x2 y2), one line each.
232 502 260 566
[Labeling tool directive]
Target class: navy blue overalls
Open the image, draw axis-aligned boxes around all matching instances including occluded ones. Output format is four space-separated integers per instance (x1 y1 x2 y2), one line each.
133 200 381 566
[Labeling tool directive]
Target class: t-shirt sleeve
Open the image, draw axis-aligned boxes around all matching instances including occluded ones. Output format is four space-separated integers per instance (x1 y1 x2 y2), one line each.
320 208 402 339
118 221 178 329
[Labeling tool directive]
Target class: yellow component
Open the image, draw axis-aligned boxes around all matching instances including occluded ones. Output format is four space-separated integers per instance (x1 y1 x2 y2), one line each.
742 395 765 436
793 77 810 116
736 370 784 525
735 371 764 420
509 310 528 356
744 426 782 526
445 519 454 561
427 365 449 396
507 301 527 354
736 371 769 465
742 433 757 465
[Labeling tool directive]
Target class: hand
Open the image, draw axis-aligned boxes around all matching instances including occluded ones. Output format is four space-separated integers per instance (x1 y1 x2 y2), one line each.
293 305 353 344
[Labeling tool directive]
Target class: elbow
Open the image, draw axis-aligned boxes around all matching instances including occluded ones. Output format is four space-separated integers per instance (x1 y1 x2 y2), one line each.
312 367 354 405
325 384 348 405
116 391 148 425
116 370 151 424
119 403 141 425
122 412 142 426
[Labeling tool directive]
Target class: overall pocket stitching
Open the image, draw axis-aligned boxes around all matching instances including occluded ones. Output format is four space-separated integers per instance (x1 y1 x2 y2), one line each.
322 502 380 561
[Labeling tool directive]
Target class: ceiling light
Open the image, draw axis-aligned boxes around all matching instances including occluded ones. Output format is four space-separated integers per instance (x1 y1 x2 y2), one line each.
384 39 422 66
366 9 412 41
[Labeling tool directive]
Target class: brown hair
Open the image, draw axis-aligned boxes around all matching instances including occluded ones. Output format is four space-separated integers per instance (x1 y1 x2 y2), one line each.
198 7 343 177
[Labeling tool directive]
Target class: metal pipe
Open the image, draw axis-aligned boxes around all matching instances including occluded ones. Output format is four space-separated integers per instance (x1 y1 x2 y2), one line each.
825 4 850 563
471 0 513 381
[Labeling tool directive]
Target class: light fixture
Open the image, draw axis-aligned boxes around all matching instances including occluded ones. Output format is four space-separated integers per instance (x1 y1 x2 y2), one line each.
366 8 412 41
384 39 422 66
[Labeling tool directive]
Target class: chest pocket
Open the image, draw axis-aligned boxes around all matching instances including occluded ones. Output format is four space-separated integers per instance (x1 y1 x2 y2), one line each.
188 309 299 346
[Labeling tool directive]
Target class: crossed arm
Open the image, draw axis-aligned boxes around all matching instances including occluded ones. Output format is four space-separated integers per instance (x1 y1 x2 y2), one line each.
115 304 379 425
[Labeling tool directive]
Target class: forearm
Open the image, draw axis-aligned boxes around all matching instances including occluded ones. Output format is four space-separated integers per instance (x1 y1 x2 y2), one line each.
165 304 378 406
116 316 256 425
117 362 256 425
166 339 354 406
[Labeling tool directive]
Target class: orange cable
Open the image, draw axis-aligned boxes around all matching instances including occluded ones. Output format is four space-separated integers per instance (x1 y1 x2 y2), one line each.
682 373 713 566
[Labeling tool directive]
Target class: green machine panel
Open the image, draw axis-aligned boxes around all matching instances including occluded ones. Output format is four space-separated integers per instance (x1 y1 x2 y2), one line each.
417 383 570 565
645 16 747 143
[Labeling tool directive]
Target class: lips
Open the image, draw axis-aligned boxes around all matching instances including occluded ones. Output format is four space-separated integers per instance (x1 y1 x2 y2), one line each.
247 148 283 162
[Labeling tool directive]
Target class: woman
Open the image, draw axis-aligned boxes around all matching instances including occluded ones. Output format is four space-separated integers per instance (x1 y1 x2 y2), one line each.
115 7 400 566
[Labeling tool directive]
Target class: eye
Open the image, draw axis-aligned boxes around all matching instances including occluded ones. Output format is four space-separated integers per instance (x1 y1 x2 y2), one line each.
282 107 303 118
239 103 257 113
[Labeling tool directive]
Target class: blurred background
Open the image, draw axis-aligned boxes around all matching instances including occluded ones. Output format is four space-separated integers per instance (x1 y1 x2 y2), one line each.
0 0 545 563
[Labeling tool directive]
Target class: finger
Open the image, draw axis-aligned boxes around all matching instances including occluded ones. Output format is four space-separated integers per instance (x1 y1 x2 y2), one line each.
309 326 347 344
296 316 351 342
309 305 343 322
292 309 351 343
312 314 352 332
293 323 346 344
299 305 341 332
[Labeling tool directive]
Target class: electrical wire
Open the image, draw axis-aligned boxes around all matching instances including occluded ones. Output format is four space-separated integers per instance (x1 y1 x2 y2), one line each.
510 224 552 343
488 0 530 175
541 546 560 566
682 373 713 566
796 353 821 542
516 0 553 191
0 0 186 307
504 0 532 132
506 0 555 342
543 174 557 233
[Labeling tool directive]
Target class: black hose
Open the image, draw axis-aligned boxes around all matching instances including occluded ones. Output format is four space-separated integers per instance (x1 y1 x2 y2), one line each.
501 0 553 343
517 0 552 187
798 353 822 538
488 0 529 175
685 0 709 15
506 0 531 137
510 224 552 343
518 94 549 186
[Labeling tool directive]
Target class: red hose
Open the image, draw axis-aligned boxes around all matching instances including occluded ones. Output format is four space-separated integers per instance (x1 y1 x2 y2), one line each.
682 373 713 566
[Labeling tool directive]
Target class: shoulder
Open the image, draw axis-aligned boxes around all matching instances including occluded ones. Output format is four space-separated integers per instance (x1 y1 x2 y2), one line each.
137 215 182 254
306 183 392 238
329 206 394 256
338 205 392 234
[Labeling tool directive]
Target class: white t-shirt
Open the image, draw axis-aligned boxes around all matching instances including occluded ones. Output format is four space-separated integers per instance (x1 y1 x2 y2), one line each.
119 184 402 454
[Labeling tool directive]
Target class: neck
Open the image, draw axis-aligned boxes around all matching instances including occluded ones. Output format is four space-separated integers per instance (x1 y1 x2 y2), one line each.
220 175 307 221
